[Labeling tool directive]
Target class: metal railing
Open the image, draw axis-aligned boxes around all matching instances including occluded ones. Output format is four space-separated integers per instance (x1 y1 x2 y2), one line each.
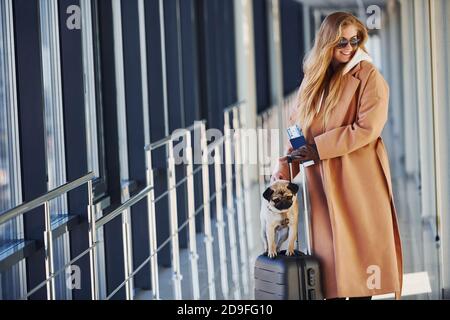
0 101 255 300
0 172 96 300
256 89 298 191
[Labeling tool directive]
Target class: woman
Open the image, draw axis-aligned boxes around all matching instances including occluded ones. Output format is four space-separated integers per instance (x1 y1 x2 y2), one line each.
271 12 403 300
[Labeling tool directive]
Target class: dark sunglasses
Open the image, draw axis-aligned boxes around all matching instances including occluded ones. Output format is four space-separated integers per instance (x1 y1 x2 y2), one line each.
336 36 360 49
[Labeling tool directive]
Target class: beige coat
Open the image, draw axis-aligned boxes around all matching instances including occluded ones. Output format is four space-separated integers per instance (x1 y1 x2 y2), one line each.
283 59 403 299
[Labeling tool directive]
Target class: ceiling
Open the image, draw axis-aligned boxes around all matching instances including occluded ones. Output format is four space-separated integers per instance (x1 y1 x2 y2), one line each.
292 0 387 8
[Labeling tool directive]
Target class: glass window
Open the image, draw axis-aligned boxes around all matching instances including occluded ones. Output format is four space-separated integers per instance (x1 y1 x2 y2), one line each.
39 0 68 221
366 33 382 71
39 0 70 299
0 0 26 300
0 0 22 241
81 0 100 178
82 0 108 298
86 0 109 199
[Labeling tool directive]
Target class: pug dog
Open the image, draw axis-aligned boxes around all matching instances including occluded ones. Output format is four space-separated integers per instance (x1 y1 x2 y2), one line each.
260 180 300 258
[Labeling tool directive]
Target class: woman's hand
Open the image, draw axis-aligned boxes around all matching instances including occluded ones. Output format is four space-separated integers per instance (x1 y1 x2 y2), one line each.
270 147 293 183
270 157 290 183
290 144 320 163
271 170 287 182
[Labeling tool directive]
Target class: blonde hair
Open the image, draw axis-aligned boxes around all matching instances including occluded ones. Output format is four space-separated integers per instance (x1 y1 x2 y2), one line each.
298 12 369 129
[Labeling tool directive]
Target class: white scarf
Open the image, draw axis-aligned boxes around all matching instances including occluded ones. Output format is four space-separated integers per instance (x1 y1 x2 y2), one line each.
342 47 373 75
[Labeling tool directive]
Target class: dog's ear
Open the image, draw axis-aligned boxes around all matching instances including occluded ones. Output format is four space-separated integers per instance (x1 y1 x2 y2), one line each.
287 183 299 194
263 187 274 201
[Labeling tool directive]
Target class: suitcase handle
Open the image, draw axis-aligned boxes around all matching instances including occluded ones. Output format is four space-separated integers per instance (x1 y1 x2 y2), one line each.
286 155 313 255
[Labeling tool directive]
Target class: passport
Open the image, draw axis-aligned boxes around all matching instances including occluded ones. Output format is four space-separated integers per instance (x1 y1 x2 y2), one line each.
286 125 307 149
286 125 315 167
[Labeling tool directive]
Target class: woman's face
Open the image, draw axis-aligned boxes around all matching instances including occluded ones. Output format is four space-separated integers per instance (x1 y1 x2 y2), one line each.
332 25 359 65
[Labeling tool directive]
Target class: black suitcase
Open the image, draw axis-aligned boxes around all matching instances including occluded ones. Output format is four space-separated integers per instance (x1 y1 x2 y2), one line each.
254 157 323 300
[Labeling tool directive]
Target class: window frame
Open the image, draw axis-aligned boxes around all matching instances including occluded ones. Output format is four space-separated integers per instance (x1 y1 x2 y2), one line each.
83 0 109 201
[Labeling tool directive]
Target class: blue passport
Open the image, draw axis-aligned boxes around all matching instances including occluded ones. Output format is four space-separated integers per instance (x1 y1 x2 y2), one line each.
286 125 315 167
286 125 307 149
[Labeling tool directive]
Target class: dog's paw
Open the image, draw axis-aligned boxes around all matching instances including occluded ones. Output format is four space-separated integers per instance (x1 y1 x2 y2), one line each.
267 250 278 259
285 249 295 256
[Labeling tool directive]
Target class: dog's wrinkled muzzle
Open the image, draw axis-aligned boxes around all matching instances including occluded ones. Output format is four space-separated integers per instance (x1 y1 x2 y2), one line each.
275 200 292 210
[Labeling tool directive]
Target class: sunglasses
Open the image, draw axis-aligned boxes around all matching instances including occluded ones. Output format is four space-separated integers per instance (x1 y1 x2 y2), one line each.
336 36 360 49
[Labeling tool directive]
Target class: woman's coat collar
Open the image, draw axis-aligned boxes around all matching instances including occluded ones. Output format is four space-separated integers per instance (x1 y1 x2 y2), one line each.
316 49 372 116
342 48 373 76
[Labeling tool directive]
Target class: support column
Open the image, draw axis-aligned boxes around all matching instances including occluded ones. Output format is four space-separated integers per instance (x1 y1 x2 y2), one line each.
429 0 450 299
266 0 284 155
233 0 260 293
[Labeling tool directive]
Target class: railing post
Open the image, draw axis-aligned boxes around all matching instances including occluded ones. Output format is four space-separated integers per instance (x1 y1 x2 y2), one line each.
43 201 56 300
269 111 278 167
121 182 135 300
232 108 250 296
145 146 160 300
237 106 255 261
200 122 216 300
224 111 241 299
257 116 266 195
300 164 314 256
213 144 229 299
262 111 272 183
87 179 99 300
167 140 183 299
185 131 200 300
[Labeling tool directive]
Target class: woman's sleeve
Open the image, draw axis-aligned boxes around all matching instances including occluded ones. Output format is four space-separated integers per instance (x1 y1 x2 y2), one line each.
313 68 389 160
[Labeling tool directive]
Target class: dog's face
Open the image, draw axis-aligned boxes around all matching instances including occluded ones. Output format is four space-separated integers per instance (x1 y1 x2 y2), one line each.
263 180 299 212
